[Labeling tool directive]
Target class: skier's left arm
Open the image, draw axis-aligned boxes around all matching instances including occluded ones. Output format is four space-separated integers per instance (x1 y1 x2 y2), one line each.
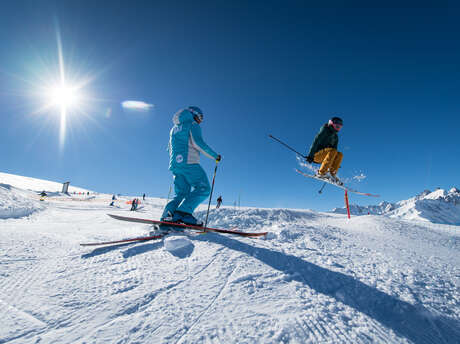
190 123 219 160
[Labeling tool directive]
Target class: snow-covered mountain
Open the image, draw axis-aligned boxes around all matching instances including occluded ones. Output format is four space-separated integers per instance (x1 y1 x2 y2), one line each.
1 172 459 343
333 188 460 225
0 171 91 194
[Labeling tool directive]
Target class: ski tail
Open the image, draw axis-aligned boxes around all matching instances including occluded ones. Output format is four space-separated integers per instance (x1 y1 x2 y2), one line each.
80 234 165 247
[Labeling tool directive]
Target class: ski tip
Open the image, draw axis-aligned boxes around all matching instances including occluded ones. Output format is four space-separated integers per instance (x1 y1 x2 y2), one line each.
108 214 124 219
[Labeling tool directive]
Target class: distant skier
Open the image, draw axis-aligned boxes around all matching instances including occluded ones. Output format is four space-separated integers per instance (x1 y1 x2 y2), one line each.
130 198 137 211
143 193 146 200
40 191 47 201
161 106 221 225
306 116 344 185
216 196 223 209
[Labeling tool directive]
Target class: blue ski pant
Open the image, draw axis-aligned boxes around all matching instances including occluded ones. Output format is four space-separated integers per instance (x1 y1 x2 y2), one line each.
161 164 211 219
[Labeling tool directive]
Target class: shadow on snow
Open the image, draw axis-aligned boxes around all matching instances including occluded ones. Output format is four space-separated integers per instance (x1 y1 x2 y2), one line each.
80 237 194 259
193 233 460 344
81 241 164 259
79 229 459 343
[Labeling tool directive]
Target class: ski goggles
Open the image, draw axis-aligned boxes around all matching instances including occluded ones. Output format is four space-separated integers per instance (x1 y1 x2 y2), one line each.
194 114 204 123
189 108 204 122
329 120 342 131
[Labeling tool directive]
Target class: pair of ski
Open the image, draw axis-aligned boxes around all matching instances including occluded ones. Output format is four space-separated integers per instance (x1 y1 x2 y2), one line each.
295 169 379 197
80 214 268 246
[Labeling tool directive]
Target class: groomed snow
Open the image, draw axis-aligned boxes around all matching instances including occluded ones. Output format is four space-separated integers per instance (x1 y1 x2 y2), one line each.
1 174 459 343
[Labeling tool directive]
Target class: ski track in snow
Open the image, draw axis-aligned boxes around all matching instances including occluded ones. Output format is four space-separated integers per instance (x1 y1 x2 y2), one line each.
0 183 459 343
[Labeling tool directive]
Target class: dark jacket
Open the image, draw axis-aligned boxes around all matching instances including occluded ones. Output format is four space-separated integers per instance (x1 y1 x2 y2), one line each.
307 124 338 158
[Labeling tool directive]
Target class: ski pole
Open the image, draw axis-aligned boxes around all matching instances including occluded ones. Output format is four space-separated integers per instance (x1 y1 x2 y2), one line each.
166 184 172 205
318 182 326 194
268 135 307 158
204 160 219 230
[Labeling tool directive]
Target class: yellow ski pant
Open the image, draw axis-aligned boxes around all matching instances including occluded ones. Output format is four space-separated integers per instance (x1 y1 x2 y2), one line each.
314 148 343 176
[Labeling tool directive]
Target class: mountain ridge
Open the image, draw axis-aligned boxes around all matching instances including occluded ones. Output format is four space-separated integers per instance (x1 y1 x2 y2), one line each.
332 187 460 225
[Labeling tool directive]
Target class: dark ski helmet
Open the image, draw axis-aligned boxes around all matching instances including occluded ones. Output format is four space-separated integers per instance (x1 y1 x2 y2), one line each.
188 106 204 122
328 116 343 131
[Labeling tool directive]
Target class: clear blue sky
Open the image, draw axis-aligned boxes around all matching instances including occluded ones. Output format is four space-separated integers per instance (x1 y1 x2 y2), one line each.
1 1 459 211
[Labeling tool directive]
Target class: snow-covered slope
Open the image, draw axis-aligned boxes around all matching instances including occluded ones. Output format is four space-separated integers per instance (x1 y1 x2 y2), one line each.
0 171 91 194
1 174 459 343
0 183 44 219
333 188 460 225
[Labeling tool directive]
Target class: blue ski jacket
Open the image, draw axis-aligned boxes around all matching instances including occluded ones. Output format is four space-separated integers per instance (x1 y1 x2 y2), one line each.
168 108 219 171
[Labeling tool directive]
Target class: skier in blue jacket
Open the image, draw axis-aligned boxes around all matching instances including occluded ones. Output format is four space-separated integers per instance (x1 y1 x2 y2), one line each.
161 106 221 225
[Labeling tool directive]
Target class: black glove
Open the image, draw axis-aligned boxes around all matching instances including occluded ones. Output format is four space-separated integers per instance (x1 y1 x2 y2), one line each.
306 156 314 163
216 155 222 162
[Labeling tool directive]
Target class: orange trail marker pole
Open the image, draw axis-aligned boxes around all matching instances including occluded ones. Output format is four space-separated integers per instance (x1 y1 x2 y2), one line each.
344 190 351 219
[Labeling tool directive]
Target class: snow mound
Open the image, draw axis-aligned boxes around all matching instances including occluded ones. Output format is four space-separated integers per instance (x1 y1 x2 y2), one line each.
332 188 460 225
0 184 44 219
198 207 320 231
164 236 192 251
164 236 194 258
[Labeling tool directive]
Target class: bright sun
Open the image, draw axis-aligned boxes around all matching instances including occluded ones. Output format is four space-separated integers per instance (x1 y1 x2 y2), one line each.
48 84 80 109
30 27 96 151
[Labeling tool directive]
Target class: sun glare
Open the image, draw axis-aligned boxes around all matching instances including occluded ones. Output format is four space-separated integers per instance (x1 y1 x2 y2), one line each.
49 84 80 109
32 26 96 152
25 24 100 152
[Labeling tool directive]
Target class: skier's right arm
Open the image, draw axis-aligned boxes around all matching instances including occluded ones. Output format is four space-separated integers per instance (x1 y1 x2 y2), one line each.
190 123 219 160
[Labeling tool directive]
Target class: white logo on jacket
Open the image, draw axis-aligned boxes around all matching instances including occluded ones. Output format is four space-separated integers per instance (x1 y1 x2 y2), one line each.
176 155 183 163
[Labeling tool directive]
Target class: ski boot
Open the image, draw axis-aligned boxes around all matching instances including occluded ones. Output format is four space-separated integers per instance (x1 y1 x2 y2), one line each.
315 172 329 180
329 174 344 186
172 210 203 226
149 224 169 236
160 211 174 223
156 211 177 232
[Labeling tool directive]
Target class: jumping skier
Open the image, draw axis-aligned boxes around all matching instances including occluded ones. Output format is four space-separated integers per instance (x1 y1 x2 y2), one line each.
305 116 344 185
161 106 221 225
216 196 223 209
